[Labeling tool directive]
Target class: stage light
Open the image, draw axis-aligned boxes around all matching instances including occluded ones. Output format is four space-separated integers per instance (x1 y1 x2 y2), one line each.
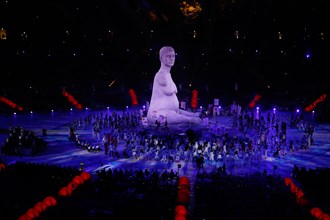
180 1 202 19
109 80 115 87
129 88 138 105
0 28 7 40
305 93 327 112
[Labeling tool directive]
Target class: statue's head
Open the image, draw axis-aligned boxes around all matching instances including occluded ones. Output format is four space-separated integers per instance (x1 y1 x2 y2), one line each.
159 46 175 67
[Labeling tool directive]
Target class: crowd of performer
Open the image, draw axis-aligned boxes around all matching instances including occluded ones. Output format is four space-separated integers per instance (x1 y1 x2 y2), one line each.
68 103 315 171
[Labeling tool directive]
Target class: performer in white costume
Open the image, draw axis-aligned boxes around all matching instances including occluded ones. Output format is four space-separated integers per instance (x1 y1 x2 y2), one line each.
147 46 202 125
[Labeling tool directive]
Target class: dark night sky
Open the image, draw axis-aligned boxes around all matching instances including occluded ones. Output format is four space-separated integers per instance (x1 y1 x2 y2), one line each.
0 0 329 113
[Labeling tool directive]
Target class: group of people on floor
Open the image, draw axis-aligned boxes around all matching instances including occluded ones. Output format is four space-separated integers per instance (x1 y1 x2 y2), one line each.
67 101 316 174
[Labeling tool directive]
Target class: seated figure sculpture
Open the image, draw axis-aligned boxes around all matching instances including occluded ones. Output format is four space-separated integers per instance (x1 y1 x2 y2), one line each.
147 46 202 126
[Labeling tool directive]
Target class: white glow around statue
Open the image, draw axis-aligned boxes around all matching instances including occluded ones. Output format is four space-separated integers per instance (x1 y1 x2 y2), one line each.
147 46 202 126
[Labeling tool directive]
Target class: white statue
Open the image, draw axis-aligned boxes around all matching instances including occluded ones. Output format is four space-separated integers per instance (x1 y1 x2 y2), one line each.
147 46 202 125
